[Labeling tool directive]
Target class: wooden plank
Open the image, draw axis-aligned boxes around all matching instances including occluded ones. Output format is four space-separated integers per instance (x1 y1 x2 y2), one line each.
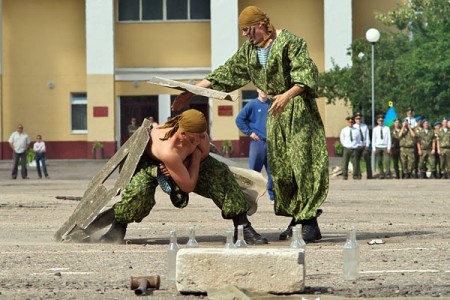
147 76 238 101
55 119 151 242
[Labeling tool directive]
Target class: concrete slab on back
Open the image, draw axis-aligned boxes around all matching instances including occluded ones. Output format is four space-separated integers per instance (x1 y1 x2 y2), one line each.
176 248 305 294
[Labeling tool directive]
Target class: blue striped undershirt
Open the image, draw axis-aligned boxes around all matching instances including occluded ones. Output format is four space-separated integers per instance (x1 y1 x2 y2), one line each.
257 43 273 68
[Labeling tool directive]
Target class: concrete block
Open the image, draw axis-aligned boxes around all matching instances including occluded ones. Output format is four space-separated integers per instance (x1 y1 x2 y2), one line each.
176 248 305 294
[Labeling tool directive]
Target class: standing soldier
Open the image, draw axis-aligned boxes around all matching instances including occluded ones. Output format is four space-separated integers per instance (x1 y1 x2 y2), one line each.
416 119 436 179
340 116 361 180
433 121 442 178
412 116 423 178
399 118 416 179
353 112 372 179
436 117 450 179
390 118 402 179
372 115 391 179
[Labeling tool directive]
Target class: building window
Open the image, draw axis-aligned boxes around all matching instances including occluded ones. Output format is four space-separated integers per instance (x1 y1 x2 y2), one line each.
241 90 258 108
71 93 87 134
118 0 210 22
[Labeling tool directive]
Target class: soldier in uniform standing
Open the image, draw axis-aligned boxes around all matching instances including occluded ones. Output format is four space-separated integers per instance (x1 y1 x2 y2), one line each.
436 117 450 179
399 118 416 179
412 116 423 178
340 116 361 180
372 115 391 179
416 119 436 179
433 121 442 178
353 112 372 179
390 118 402 179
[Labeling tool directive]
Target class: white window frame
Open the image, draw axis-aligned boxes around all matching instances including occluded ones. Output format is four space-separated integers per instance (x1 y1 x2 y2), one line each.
71 93 88 134
117 0 210 23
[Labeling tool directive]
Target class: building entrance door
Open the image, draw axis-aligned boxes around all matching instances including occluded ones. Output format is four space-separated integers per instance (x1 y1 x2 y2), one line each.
120 96 158 145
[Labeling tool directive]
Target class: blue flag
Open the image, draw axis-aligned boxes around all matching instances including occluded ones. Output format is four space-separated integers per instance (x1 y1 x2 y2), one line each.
384 106 397 127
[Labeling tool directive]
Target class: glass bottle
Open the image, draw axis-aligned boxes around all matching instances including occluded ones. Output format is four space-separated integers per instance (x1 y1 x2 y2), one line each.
343 225 359 280
234 225 247 248
224 227 236 249
186 225 199 248
167 228 179 282
289 225 306 249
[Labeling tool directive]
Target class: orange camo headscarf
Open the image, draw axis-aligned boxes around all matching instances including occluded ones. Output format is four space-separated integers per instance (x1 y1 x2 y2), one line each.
238 6 274 47
159 109 207 141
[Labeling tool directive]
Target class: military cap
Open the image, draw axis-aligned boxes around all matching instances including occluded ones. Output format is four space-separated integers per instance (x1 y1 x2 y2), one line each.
406 107 414 113
442 117 448 121
345 116 354 121
422 118 429 123
353 112 362 118
415 116 422 121
434 121 442 126
376 114 384 121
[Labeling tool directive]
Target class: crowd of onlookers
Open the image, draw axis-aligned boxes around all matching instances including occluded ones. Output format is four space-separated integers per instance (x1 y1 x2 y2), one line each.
339 108 450 180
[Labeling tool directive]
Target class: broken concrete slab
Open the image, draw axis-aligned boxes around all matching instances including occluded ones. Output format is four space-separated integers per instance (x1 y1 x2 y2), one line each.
176 248 305 294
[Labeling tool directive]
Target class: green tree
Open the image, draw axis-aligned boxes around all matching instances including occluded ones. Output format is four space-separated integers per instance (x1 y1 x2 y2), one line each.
319 0 450 122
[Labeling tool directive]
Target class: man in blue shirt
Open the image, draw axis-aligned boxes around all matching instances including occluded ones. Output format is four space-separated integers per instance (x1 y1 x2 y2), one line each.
236 89 274 202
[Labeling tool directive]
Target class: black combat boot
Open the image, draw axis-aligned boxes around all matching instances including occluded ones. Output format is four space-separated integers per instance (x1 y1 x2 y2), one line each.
430 171 436 179
85 208 116 235
419 172 427 179
232 213 268 245
444 172 449 179
100 220 128 244
301 217 322 243
279 218 297 240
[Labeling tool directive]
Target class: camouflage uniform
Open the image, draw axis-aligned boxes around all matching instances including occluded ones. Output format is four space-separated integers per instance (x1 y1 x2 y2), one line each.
436 128 450 178
114 155 249 224
399 129 416 177
390 127 402 179
416 129 436 176
205 29 329 222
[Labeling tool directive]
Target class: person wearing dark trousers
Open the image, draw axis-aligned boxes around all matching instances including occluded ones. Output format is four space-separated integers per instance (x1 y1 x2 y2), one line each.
340 116 361 180
8 124 31 179
372 115 392 179
235 88 274 202
353 112 372 179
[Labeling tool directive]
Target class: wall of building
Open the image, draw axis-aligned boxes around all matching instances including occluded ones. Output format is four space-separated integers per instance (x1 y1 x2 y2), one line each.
0 0 408 159
1 0 89 159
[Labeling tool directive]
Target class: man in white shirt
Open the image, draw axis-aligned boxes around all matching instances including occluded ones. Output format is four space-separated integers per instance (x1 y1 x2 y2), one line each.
340 116 361 180
8 124 31 179
353 112 372 179
372 115 392 179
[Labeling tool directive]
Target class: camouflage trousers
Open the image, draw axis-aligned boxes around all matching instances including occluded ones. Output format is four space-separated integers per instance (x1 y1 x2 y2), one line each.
419 149 437 172
267 95 329 222
439 148 450 173
400 147 415 174
114 155 249 224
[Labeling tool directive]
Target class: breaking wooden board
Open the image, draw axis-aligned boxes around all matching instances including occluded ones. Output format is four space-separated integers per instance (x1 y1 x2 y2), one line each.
147 76 238 101
54 119 151 242
55 121 266 242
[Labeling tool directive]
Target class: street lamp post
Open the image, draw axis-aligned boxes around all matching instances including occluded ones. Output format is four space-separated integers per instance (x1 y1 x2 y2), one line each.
366 28 380 172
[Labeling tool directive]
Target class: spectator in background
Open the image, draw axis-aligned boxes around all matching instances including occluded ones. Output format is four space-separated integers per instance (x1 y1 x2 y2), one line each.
127 117 139 138
33 134 50 179
399 118 416 179
236 88 274 202
390 118 402 179
147 116 159 129
340 116 361 180
372 115 392 179
8 124 31 179
353 112 372 179
416 119 436 179
405 107 417 128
